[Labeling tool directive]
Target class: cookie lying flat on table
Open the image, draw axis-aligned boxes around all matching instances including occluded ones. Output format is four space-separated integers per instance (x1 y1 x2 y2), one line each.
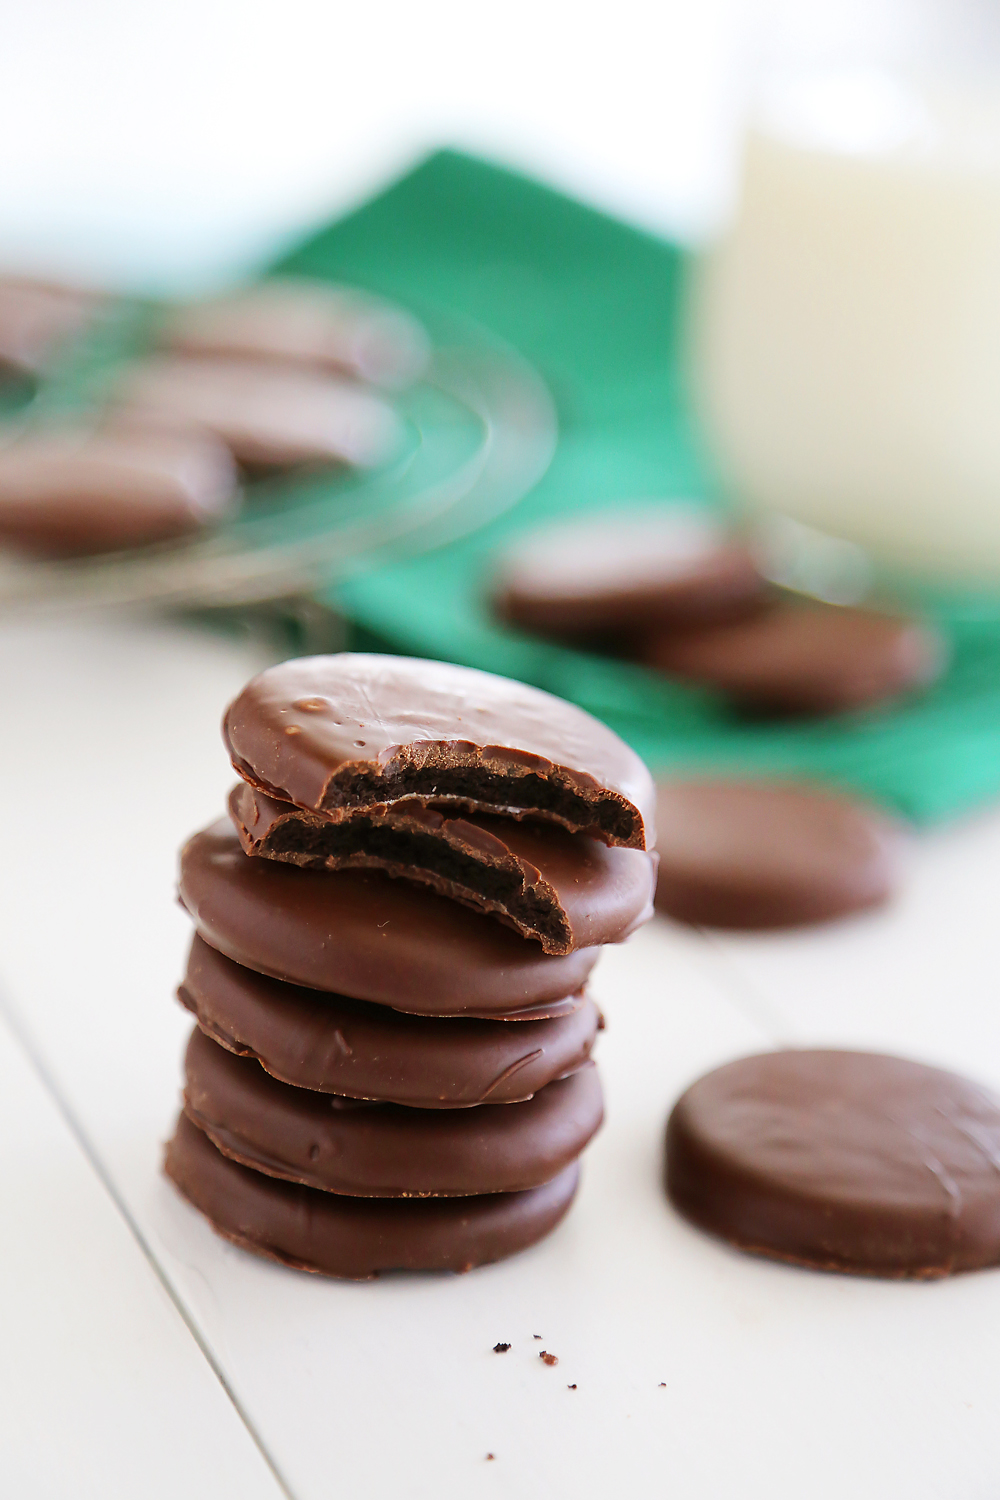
223 654 656 849
0 430 238 555
179 934 600 1107
167 1110 579 1277
110 356 401 471
666 1050 1000 1278
179 820 600 1016
229 782 655 954
162 280 430 389
653 780 902 929
182 1025 604 1197
643 601 945 714
492 507 765 638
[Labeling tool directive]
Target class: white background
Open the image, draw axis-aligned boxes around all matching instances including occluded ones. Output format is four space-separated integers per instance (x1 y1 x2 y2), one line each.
0 0 749 290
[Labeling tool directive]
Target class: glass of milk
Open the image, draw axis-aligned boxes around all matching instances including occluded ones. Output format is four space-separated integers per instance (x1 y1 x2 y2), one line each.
689 20 1000 585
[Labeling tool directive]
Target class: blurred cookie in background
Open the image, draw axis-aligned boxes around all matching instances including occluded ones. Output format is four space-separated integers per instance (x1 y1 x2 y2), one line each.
491 505 766 641
107 355 403 473
642 600 946 715
652 779 904 929
0 428 238 556
161 280 431 390
0 275 100 380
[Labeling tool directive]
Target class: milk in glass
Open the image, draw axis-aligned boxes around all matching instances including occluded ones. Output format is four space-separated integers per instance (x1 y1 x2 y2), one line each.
690 68 1000 581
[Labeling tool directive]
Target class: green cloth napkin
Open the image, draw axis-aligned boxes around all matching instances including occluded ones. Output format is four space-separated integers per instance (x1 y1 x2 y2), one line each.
274 149 1000 825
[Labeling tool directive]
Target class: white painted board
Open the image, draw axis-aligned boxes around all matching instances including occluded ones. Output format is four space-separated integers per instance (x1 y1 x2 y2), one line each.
0 998 284 1500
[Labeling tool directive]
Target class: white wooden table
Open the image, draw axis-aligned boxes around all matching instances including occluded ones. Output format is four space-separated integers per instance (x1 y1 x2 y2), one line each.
1 610 998 1499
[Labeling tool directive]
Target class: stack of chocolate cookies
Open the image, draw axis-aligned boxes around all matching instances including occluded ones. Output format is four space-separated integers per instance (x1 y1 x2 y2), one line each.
166 653 657 1277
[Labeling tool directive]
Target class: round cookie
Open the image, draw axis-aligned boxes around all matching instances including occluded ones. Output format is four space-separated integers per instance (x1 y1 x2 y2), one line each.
110 356 402 471
229 782 656 954
162 280 430 388
178 820 600 1016
653 780 902 929
666 1049 1000 1278
644 602 945 714
166 1110 580 1277
179 934 600 1106
223 653 655 849
0 430 238 556
492 507 764 638
182 1025 604 1196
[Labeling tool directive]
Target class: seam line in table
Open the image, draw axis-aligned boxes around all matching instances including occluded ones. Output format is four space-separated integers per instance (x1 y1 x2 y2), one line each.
683 926 796 1046
0 984 298 1500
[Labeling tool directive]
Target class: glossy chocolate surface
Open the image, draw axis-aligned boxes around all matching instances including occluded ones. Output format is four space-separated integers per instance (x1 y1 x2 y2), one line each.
229 782 655 954
183 1025 603 1196
179 934 599 1106
653 780 902 929
178 820 600 1015
644 602 945 714
666 1050 1000 1277
111 356 401 471
0 430 238 555
223 654 655 848
493 508 764 637
162 280 430 388
166 1111 580 1277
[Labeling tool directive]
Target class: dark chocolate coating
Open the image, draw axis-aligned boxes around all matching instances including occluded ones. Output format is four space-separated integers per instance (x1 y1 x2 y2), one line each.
178 820 600 1016
653 780 902 929
166 1110 579 1276
182 1026 603 1197
666 1050 1000 1278
110 356 401 471
229 782 655 954
643 602 945 714
493 508 764 637
179 934 599 1106
222 654 655 849
0 430 238 556
162 281 430 389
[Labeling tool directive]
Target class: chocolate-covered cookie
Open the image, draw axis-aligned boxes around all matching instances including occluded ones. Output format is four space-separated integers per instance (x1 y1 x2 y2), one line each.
229 782 655 954
162 280 430 389
166 1110 579 1276
223 654 655 849
653 780 902 929
493 507 764 638
179 935 599 1106
644 602 945 714
182 1025 603 1197
666 1050 1000 1277
0 430 238 555
178 821 600 1016
110 356 401 471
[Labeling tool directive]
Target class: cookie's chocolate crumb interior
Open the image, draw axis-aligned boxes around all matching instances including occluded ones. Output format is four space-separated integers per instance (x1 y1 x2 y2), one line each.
316 760 641 846
254 811 572 952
